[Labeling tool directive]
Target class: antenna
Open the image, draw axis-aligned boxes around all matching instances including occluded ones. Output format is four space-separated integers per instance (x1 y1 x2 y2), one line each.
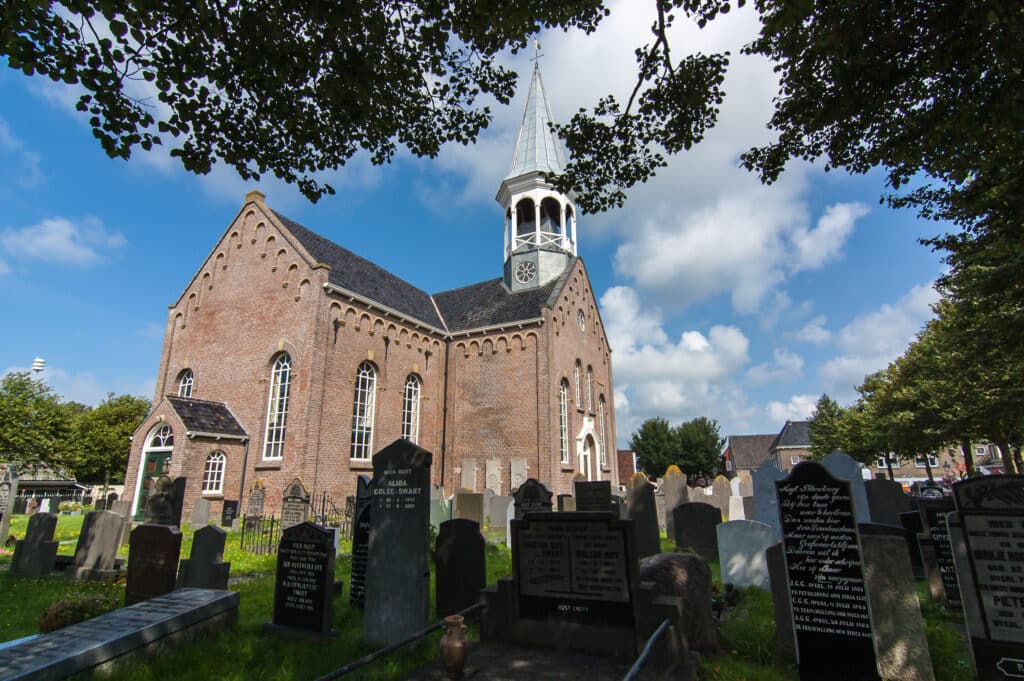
530 37 543 62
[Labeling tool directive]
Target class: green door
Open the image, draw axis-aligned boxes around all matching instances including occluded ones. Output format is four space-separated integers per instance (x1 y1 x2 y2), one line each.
134 451 172 521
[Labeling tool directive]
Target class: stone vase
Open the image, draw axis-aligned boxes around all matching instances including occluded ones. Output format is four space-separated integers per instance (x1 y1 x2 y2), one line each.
439 614 468 680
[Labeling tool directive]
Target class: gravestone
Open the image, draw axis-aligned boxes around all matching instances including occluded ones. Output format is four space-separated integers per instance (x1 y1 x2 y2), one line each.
27 497 39 516
171 477 187 525
821 451 872 523
191 497 211 526
574 480 612 513
349 475 374 609
280 478 311 529
461 457 476 491
0 465 19 548
717 520 774 589
627 472 661 559
556 494 573 512
655 491 667 532
144 475 177 525
734 470 754 497
68 510 124 581
506 499 516 550
710 475 732 520
947 476 1024 681
125 525 183 605
488 496 513 539
13 497 27 514
482 488 495 526
728 495 754 521
900 510 926 580
221 500 239 527
266 522 337 639
766 542 797 662
454 491 484 525
364 439 432 647
672 502 722 561
177 525 231 590
510 458 528 491
662 466 688 538
865 479 913 527
248 479 266 516
109 499 133 546
10 512 58 578
435 519 486 618
39 497 52 514
776 462 880 681
485 459 501 493
918 497 961 609
753 456 789 534
513 479 553 519
106 492 119 507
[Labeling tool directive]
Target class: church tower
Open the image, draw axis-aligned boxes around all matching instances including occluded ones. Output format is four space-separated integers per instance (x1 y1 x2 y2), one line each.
497 62 577 292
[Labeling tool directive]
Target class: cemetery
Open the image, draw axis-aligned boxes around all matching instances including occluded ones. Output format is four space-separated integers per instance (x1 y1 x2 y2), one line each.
0 448 1002 681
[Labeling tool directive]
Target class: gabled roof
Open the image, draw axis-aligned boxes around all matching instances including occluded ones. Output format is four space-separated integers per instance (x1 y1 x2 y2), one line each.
725 434 777 470
771 420 812 450
167 397 247 438
505 62 568 181
433 265 570 333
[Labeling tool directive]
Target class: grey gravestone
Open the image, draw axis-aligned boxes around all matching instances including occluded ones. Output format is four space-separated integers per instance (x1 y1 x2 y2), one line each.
556 494 572 512
177 525 230 590
482 488 495 526
454 492 484 525
574 480 612 513
821 451 872 523
485 459 501 493
728 496 753 521
899 510 926 579
510 458 528 491
859 523 935 681
488 496 513 539
125 524 183 605
655 491 666 532
13 497 27 514
106 492 119 507
266 522 337 639
0 465 19 548
776 462 880 681
865 479 912 527
662 466 688 539
349 475 374 609
144 475 177 525
919 497 961 609
436 518 486 618
717 520 774 589
513 479 553 519
248 480 266 516
221 500 239 527
506 500 516 549
39 497 52 514
627 472 661 558
734 470 754 497
429 497 450 532
109 499 133 546
191 497 211 526
947 476 1024 681
710 475 732 520
11 512 58 578
281 478 311 529
364 439 432 647
672 502 722 561
461 457 476 491
766 542 796 661
68 510 123 581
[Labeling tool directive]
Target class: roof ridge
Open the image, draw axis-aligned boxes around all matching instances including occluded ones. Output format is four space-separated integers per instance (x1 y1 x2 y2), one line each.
432 276 504 298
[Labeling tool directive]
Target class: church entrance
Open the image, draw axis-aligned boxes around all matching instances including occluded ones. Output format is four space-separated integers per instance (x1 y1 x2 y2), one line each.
580 435 595 481
133 424 174 520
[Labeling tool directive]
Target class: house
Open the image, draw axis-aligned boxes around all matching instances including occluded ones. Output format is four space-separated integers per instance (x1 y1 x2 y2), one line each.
721 434 777 477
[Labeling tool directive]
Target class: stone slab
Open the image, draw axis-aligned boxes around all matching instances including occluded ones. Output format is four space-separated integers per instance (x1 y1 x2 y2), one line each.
821 451 872 523
672 502 722 561
461 458 477 491
716 520 774 590
125 525 182 605
435 518 486 618
454 492 484 525
11 512 58 579
485 459 501 494
627 473 660 559
864 479 912 527
510 459 528 491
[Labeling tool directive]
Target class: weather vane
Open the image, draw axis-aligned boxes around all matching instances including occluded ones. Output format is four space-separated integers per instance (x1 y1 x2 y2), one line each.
530 37 543 62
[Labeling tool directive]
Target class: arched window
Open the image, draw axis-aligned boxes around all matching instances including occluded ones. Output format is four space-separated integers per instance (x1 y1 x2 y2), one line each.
147 424 174 449
351 362 377 460
202 451 226 494
515 198 536 237
262 353 291 460
177 369 194 398
598 395 608 468
402 374 421 444
573 360 582 407
586 366 594 412
559 379 570 464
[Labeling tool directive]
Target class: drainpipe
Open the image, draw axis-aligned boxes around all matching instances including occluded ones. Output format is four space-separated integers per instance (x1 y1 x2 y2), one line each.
440 338 451 491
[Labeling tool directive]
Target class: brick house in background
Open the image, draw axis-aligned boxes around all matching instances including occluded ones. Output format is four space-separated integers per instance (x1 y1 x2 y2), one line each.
616 449 637 489
770 420 813 472
721 433 777 477
123 64 617 521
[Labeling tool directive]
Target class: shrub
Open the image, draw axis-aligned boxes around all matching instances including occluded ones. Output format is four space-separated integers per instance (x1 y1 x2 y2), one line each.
38 594 120 633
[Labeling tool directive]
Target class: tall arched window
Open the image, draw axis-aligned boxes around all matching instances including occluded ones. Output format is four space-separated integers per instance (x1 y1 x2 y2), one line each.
202 451 226 494
573 360 582 407
559 379 570 464
262 353 291 460
586 366 594 412
351 362 377 460
402 374 421 444
177 369 194 398
598 395 608 468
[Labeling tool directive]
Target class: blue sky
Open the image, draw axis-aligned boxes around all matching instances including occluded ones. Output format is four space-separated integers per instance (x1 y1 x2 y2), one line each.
0 2 947 445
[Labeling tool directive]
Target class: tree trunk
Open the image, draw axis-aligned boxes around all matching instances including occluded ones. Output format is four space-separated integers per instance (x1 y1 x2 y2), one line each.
1014 446 1023 476
886 455 895 481
923 453 935 482
995 440 1017 475
961 439 978 477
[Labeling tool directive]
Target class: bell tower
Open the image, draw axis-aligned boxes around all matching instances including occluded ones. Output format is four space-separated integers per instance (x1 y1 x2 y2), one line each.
497 61 577 292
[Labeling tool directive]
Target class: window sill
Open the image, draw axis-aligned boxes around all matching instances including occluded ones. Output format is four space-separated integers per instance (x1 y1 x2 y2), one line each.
560 464 575 471
254 462 282 471
201 493 224 501
350 460 373 470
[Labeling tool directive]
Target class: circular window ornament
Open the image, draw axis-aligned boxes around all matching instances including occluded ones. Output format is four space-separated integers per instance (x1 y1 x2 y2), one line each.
514 261 536 285
577 309 586 332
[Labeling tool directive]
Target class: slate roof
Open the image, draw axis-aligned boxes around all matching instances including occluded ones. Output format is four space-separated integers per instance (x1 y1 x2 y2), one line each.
771 420 812 450
274 211 446 330
506 62 568 180
167 397 247 437
433 266 570 333
725 434 777 470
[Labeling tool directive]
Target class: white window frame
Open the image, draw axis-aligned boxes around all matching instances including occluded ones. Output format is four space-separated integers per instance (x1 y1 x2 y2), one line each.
876 453 897 468
559 380 570 464
586 366 594 412
790 456 802 465
262 353 291 460
402 374 421 444
914 454 939 468
177 369 194 398
598 395 608 468
574 360 582 407
202 451 226 494
351 362 377 460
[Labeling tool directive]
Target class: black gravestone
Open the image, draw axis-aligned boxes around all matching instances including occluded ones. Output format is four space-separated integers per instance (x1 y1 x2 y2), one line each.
513 479 553 519
919 497 961 609
349 475 373 609
671 502 722 561
574 480 613 513
364 440 432 647
949 476 1024 681
557 494 572 512
627 473 661 559
177 525 231 590
125 525 183 605
11 512 59 578
436 518 486 618
265 522 337 639
776 462 880 681
171 477 187 525
864 479 913 527
144 476 178 526
221 500 239 527
899 510 926 580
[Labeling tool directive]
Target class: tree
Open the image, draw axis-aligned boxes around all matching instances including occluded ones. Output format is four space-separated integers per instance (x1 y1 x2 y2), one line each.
65 393 150 483
629 416 678 479
807 393 844 460
674 416 723 481
0 371 70 471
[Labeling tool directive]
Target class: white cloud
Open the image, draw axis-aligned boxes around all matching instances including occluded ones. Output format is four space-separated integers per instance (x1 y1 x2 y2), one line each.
0 255 9 275
0 217 126 266
790 202 869 270
766 394 818 423
0 116 44 188
819 283 939 394
747 348 805 385
795 315 832 345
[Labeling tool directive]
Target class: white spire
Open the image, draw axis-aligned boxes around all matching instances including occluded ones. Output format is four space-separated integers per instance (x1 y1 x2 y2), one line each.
505 62 568 181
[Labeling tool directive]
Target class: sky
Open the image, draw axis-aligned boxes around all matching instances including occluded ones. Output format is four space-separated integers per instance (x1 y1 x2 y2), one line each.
0 1 948 446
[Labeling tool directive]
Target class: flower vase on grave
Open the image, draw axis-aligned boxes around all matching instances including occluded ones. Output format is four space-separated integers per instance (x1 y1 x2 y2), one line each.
439 614 468 680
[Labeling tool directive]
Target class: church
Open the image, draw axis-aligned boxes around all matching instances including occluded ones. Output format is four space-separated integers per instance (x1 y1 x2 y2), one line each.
123 64 618 521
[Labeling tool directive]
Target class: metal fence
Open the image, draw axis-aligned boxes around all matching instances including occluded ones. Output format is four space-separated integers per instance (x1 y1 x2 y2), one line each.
240 515 280 555
313 492 353 539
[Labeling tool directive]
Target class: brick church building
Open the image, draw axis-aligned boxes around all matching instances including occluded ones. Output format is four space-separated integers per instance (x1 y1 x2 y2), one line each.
123 64 618 520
